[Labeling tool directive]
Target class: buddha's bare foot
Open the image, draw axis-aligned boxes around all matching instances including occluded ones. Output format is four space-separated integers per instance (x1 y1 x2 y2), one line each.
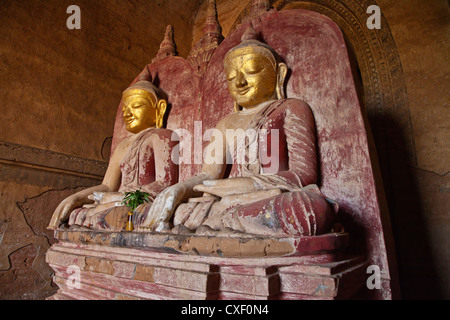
171 224 194 234
195 225 220 236
195 225 246 237
155 221 172 232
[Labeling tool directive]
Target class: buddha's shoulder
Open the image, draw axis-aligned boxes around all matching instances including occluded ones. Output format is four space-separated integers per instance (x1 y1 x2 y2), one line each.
215 112 240 129
269 98 313 119
120 128 176 147
149 128 176 139
144 128 179 147
276 98 311 112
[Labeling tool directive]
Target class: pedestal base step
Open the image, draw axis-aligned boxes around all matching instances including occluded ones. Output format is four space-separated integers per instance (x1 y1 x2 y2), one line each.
46 239 367 300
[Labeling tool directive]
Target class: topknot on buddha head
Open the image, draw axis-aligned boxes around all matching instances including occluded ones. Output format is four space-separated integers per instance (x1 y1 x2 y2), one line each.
224 25 283 74
123 68 168 103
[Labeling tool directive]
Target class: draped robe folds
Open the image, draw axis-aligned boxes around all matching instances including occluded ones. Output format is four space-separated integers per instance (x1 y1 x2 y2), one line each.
174 99 338 236
68 127 178 231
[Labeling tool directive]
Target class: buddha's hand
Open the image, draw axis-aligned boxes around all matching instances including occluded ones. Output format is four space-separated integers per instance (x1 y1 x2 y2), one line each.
193 177 259 198
48 196 80 230
134 183 187 231
88 191 123 204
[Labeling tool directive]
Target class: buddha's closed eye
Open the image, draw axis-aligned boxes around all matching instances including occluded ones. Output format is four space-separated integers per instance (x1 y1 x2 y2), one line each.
227 73 236 81
244 66 264 75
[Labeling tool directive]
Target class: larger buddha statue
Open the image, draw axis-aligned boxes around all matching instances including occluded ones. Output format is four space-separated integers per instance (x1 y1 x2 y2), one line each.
48 76 179 231
133 26 338 237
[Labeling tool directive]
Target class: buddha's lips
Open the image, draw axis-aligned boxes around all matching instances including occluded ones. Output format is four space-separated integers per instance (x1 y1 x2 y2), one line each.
124 117 134 125
238 87 251 95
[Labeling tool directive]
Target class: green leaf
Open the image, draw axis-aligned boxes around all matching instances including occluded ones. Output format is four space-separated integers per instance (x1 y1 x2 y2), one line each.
120 188 151 211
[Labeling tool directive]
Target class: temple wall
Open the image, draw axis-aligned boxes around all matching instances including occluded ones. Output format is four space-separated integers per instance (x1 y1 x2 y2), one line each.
0 0 200 161
0 0 448 299
376 0 449 299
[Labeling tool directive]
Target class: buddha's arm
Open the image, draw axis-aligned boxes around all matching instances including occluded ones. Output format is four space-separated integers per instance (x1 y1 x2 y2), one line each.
139 130 180 196
156 120 230 201
194 101 318 197
261 100 318 187
192 119 270 197
193 177 259 197
47 142 124 230
137 125 228 230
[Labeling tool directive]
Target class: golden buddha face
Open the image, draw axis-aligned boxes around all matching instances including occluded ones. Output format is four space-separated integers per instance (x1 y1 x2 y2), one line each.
121 89 167 133
224 46 286 109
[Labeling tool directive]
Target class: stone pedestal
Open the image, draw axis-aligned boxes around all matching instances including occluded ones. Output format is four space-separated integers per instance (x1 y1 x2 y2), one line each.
46 230 367 300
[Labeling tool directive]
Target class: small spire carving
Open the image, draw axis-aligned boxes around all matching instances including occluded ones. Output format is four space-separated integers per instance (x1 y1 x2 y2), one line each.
152 25 177 63
188 0 224 76
202 0 224 45
137 65 152 82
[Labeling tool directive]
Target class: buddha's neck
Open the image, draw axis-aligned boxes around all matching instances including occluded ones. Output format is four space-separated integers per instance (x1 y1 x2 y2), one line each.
127 126 157 139
238 99 276 115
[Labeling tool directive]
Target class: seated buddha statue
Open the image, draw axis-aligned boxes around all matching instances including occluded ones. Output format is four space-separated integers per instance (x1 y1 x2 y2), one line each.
134 26 338 237
48 76 179 231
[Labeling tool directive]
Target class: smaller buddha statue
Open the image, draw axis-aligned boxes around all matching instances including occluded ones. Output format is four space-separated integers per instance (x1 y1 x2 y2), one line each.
48 76 179 231
134 26 338 237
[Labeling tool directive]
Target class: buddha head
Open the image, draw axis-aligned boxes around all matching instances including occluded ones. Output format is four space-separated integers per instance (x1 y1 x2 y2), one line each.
121 78 168 134
224 25 287 111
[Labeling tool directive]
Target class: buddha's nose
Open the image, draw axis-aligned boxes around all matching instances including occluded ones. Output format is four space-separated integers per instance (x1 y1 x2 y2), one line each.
235 72 247 88
123 105 132 117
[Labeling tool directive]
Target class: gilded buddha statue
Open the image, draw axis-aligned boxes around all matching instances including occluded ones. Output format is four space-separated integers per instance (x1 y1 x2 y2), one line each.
133 26 338 237
48 76 179 231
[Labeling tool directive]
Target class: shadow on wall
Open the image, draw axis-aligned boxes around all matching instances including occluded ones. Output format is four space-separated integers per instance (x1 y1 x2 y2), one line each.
379 113 444 299
342 24 444 299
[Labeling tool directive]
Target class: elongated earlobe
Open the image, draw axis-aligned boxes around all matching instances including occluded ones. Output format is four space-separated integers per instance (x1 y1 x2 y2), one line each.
234 101 240 113
156 99 167 128
276 62 287 100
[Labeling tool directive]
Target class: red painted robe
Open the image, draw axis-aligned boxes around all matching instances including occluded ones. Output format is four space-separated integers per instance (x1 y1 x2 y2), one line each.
68 128 178 231
176 99 338 236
